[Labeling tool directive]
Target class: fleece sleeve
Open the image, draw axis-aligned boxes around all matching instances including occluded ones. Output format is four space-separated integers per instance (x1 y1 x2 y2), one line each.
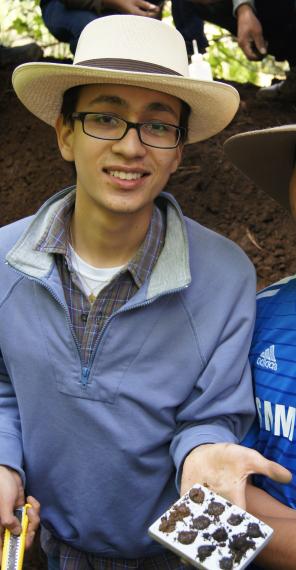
0 349 25 484
233 0 256 15
63 0 102 15
170 257 257 489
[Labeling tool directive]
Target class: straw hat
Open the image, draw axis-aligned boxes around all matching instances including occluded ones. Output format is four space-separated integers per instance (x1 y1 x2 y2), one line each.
224 125 296 210
12 14 239 144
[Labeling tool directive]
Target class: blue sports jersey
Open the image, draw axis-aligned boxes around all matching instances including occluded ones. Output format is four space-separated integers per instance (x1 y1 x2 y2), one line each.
243 275 296 508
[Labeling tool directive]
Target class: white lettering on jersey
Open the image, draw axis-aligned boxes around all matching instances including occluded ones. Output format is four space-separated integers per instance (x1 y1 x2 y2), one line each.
256 398 296 441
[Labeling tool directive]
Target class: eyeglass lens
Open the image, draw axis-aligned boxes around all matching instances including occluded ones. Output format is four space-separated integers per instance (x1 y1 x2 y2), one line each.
82 113 180 148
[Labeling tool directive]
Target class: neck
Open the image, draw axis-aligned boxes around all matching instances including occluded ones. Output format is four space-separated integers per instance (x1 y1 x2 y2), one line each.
70 202 153 268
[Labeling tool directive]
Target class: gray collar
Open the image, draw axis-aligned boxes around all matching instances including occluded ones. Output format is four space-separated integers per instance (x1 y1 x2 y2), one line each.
6 187 191 298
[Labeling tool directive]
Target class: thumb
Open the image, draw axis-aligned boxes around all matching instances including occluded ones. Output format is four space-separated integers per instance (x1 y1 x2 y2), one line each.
263 460 292 484
0 508 22 536
249 451 292 484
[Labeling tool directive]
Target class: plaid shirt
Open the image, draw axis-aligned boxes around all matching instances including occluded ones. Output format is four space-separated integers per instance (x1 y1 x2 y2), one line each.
37 192 172 567
47 549 188 569
36 192 165 368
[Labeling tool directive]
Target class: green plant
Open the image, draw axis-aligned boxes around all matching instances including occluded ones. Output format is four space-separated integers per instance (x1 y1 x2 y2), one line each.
204 25 287 87
0 0 288 84
0 0 71 58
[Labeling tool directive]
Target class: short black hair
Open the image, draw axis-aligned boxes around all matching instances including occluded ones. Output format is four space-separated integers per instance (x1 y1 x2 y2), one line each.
61 85 190 142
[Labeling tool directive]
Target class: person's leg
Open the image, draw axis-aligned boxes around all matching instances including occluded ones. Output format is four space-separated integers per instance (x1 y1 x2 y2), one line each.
0 43 43 67
255 0 296 66
185 0 236 36
171 0 208 55
41 0 97 53
255 0 296 100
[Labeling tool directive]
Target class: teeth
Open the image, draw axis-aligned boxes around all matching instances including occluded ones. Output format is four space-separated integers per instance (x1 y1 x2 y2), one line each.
109 170 143 180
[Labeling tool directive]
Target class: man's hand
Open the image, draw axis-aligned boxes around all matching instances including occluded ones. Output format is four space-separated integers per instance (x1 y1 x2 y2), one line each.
0 466 40 558
180 443 292 509
236 4 267 60
102 0 161 17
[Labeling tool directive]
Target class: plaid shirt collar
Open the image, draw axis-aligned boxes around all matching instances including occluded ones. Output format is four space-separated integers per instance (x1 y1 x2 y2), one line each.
36 191 165 289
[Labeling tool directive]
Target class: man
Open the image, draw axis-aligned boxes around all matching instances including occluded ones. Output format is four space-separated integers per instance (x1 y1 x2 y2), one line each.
188 0 296 101
0 15 290 570
225 125 296 569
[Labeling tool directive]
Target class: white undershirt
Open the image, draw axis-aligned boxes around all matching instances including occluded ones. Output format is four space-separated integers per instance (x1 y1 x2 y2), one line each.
69 244 125 298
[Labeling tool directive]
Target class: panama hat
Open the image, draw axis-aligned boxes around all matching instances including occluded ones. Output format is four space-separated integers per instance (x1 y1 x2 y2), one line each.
12 14 239 144
224 125 296 210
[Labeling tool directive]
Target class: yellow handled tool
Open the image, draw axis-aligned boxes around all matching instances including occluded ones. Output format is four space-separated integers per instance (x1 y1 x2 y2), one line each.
1 504 30 570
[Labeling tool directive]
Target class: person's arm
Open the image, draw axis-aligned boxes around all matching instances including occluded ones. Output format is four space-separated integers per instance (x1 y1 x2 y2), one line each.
246 484 296 569
63 0 161 16
169 245 260 500
102 0 161 16
63 0 103 15
0 352 40 556
235 2 267 60
233 0 255 15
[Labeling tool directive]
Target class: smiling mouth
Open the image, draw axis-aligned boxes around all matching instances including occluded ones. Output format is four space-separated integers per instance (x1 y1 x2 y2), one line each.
106 170 148 181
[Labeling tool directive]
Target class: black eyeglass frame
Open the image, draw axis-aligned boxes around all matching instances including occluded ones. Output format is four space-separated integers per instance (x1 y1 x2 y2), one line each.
71 112 186 149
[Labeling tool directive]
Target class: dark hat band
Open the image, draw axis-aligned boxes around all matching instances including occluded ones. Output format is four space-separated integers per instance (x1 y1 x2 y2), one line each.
76 58 183 76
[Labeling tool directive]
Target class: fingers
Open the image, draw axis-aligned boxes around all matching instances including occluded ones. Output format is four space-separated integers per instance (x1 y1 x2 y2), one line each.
0 507 22 537
242 42 260 61
252 30 267 58
237 9 267 61
246 448 292 483
136 0 160 14
239 36 263 61
243 38 267 61
25 496 40 549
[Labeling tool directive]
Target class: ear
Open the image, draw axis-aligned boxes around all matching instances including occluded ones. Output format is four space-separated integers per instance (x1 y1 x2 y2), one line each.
55 114 75 162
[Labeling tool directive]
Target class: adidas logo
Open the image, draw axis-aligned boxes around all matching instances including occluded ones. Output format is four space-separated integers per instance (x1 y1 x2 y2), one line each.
256 344 278 371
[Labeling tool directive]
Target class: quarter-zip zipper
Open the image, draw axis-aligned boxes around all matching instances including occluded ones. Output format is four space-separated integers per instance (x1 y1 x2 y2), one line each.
86 284 189 375
6 263 189 388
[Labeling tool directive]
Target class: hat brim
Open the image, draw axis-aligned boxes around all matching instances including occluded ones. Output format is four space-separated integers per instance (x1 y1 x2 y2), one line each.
12 62 239 144
224 125 296 210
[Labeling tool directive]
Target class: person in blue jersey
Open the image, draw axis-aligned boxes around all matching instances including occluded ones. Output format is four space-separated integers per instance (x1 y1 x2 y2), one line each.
0 15 291 570
225 125 296 569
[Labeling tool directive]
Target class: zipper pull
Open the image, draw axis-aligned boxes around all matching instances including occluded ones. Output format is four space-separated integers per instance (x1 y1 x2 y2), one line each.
81 367 89 387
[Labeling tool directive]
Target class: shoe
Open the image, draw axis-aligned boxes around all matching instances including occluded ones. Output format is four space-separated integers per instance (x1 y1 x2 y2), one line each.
0 43 43 67
256 66 296 102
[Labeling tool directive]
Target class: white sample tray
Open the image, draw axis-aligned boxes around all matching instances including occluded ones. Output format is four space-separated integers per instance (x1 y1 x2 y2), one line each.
148 484 273 569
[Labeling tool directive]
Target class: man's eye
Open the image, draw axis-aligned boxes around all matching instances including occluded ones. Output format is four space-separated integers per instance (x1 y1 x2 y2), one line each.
145 123 170 136
91 114 119 126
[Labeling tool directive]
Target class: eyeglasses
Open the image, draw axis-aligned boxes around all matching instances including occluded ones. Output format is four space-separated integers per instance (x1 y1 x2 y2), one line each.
71 112 186 149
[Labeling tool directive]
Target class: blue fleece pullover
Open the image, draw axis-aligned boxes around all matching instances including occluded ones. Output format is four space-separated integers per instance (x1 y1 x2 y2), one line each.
0 188 256 557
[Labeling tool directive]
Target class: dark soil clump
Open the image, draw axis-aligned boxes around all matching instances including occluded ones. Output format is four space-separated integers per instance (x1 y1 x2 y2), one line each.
197 543 216 562
189 487 205 504
192 515 211 530
177 530 197 544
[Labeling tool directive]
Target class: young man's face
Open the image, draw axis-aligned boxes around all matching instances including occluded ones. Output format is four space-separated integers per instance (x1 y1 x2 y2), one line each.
56 83 183 220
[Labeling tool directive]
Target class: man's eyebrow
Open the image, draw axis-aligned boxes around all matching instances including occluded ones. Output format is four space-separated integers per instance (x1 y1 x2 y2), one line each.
146 102 179 119
88 94 128 107
87 95 178 119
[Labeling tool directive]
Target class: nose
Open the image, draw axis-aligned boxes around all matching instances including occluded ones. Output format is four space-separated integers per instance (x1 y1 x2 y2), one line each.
111 126 147 158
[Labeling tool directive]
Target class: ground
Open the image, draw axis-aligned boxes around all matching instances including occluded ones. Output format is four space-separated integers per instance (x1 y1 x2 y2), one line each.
1 65 296 569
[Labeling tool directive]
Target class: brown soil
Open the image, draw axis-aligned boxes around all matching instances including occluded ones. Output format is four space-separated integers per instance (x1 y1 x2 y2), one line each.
1 64 296 569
